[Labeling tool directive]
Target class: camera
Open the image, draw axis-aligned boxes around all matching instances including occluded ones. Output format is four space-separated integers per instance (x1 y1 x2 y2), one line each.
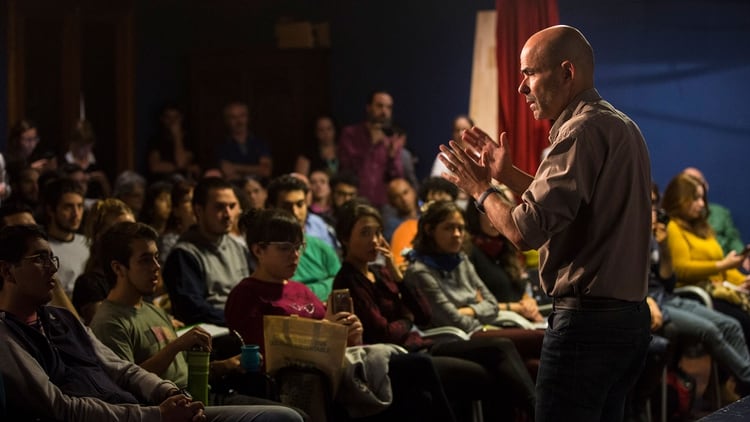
656 208 670 225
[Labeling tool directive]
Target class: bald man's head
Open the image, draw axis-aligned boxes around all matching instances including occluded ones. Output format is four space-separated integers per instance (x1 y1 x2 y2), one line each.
519 25 595 120
529 26 594 76
682 167 708 191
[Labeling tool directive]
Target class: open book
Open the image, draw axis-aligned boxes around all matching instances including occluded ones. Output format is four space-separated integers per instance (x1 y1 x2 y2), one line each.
176 323 230 338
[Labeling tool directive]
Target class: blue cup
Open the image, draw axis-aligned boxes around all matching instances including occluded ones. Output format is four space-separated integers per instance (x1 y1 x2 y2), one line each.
241 344 261 372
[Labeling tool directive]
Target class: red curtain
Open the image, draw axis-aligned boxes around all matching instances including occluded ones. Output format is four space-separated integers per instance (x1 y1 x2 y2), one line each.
495 0 559 175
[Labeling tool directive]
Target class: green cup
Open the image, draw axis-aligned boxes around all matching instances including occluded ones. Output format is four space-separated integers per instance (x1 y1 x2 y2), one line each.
186 349 210 404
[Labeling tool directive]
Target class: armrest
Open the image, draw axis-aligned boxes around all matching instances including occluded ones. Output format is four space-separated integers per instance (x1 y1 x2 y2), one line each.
673 285 714 309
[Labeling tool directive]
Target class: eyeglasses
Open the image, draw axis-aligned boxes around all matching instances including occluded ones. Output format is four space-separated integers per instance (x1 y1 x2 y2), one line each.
264 241 306 254
22 253 60 270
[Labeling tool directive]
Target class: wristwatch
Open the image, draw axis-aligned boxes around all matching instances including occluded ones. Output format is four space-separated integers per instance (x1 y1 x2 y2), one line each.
475 186 501 214
168 388 193 401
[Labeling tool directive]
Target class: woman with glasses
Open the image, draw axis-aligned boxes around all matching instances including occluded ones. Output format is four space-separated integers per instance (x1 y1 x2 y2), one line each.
225 208 457 421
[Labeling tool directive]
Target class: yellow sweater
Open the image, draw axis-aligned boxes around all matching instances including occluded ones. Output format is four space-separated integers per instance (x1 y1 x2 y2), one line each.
666 221 745 285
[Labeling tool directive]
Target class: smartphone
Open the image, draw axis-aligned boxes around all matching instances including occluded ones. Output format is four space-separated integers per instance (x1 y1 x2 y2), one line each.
331 289 352 314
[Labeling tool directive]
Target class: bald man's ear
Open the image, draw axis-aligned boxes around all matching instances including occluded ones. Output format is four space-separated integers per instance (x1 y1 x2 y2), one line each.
561 61 574 80
0 261 13 285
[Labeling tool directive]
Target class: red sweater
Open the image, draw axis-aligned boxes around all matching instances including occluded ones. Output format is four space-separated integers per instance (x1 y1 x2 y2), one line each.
225 277 326 355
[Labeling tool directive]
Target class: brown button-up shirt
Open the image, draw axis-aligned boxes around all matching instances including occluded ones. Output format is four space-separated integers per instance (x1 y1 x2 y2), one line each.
512 89 651 301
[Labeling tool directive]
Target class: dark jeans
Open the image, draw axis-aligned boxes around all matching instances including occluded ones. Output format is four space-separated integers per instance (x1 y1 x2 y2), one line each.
536 301 651 422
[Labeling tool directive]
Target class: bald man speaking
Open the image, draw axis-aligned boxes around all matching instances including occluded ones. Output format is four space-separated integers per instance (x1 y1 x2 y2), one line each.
439 25 652 421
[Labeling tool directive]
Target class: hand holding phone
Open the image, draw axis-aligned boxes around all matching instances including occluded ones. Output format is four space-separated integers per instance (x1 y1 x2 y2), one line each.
331 289 352 314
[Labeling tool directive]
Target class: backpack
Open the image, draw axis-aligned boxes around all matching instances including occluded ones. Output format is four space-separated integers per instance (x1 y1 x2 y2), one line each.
666 367 696 420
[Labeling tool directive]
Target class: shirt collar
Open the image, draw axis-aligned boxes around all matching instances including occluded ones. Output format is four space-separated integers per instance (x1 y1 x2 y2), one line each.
548 88 602 143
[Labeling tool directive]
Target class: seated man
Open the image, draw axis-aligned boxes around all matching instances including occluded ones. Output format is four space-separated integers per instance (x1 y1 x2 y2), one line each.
163 177 252 325
0 224 301 421
41 176 89 296
382 178 418 242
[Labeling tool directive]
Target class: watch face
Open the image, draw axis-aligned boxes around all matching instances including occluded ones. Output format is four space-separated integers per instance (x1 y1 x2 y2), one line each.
179 388 193 401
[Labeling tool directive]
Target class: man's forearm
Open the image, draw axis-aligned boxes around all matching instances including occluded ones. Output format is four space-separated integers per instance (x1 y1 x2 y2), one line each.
502 166 534 196
479 192 529 250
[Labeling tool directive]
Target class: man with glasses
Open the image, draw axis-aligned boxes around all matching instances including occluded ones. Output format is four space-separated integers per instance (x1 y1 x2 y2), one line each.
266 175 340 302
0 224 302 421
163 177 253 326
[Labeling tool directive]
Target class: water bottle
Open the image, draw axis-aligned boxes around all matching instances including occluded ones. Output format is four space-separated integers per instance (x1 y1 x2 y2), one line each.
186 347 210 404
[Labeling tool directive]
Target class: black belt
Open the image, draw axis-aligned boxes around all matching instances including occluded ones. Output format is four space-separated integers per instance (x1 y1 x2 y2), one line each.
553 296 641 311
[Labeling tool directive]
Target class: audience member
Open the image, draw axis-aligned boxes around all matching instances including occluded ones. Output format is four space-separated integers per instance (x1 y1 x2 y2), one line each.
683 167 745 255
0 207 79 319
162 177 252 325
430 115 474 177
662 173 750 342
64 120 111 199
73 198 136 324
338 91 403 208
439 26 652 421
229 184 249 247
7 166 40 212
5 119 57 181
0 224 302 421
294 115 339 176
330 172 359 215
266 175 340 301
236 175 268 210
226 208 456 422
148 104 200 181
464 200 543 323
218 101 272 180
139 180 174 236
308 169 333 219
0 202 36 229
391 125 419 190
382 178 418 242
332 200 536 419
113 170 147 216
41 177 88 296
403 201 541 331
161 178 197 263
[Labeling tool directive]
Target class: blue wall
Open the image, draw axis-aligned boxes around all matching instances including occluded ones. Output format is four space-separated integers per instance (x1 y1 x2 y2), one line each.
557 0 750 241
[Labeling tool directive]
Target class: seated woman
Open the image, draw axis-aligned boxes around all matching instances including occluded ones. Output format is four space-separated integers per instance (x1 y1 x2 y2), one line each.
225 208 456 421
147 104 200 181
402 200 544 371
160 178 197 264
464 201 544 324
662 173 750 344
138 180 173 237
332 200 535 419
